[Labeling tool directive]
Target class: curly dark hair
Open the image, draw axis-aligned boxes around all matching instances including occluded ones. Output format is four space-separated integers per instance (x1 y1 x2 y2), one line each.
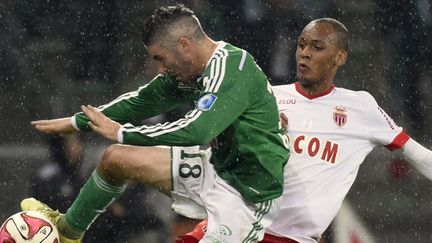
142 4 205 46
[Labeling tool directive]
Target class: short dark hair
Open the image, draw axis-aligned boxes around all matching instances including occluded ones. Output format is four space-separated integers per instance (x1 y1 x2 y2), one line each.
142 4 205 46
310 18 349 51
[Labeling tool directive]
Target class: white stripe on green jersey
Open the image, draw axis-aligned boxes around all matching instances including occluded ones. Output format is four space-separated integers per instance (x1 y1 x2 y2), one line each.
122 109 203 137
97 79 154 111
212 48 228 92
239 50 247 70
205 48 227 93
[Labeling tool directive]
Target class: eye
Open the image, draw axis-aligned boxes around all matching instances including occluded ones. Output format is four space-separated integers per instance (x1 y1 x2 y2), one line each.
153 55 164 63
313 45 323 51
298 43 305 49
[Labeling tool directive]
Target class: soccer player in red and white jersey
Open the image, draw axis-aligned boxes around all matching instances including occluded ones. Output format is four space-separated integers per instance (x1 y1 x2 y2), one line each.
178 18 432 243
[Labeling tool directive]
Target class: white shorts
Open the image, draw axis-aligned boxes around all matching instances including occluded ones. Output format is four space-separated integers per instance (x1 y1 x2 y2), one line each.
171 146 282 243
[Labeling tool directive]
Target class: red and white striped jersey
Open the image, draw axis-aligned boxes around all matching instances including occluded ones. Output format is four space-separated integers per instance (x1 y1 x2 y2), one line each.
267 82 409 242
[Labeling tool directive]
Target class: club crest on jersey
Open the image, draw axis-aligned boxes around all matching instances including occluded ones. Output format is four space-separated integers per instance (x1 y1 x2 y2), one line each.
197 93 217 111
333 105 347 128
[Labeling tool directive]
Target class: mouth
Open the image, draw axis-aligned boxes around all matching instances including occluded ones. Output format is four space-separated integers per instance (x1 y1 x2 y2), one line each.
298 63 309 71
297 64 310 76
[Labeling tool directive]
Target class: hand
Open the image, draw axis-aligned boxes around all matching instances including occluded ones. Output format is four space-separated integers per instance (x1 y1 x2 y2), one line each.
280 113 288 131
81 105 121 142
31 117 76 134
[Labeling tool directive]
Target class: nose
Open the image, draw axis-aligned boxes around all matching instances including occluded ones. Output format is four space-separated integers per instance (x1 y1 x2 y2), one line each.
299 46 312 59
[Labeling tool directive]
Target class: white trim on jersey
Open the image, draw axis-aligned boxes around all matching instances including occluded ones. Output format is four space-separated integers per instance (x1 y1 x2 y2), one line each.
239 50 247 71
205 48 228 93
70 116 79 131
120 106 203 138
205 57 220 92
212 48 228 93
97 76 159 111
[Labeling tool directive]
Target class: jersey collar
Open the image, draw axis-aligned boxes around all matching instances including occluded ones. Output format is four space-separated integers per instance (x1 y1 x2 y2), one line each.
295 81 335 99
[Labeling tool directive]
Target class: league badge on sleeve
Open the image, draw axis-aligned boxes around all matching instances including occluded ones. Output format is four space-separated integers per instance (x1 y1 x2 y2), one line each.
333 105 347 128
197 93 217 111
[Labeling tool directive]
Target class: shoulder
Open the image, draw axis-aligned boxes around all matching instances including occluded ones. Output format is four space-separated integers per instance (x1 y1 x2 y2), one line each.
222 42 246 57
272 83 296 97
206 42 267 87
210 42 243 62
205 42 244 75
220 42 256 69
334 87 377 105
139 74 178 91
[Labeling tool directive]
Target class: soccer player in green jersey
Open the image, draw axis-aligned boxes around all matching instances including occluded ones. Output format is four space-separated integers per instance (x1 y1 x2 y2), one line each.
22 4 289 243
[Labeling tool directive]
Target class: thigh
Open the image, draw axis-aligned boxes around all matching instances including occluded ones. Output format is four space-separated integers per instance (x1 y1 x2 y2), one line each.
171 146 209 219
103 145 172 195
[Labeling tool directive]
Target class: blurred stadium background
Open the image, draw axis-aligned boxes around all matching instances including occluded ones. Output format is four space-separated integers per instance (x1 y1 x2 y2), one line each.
1 0 431 242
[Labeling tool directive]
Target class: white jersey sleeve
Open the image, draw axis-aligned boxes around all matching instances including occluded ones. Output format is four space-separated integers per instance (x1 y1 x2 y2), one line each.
362 91 409 150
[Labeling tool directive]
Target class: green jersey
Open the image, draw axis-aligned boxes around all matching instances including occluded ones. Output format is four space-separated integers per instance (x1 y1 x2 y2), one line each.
74 42 289 203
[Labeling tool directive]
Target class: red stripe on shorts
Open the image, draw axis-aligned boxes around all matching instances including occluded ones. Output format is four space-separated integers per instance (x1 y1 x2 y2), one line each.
260 233 299 243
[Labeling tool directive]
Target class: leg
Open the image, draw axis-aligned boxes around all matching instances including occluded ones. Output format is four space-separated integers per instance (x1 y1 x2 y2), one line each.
170 146 282 242
201 174 281 242
173 214 203 239
175 219 208 243
177 221 304 243
64 144 172 235
98 144 172 194
22 144 173 241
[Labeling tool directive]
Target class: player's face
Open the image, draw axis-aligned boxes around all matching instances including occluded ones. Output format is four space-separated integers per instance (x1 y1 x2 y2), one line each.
147 43 197 83
295 23 344 87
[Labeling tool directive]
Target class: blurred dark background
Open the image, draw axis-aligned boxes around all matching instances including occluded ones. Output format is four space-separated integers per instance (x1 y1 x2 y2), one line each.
1 0 432 242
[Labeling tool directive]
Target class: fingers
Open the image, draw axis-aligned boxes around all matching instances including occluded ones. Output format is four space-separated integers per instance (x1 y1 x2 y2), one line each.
31 120 50 125
87 121 102 134
81 105 99 115
280 113 288 123
31 120 55 133
31 117 75 134
81 105 103 126
79 105 119 141
280 113 288 130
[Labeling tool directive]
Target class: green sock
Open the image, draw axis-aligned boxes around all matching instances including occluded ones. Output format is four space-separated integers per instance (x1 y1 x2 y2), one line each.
62 169 126 235
57 216 84 239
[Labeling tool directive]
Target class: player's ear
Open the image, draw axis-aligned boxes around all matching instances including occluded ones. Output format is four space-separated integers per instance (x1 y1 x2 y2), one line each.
178 37 191 53
336 49 347 66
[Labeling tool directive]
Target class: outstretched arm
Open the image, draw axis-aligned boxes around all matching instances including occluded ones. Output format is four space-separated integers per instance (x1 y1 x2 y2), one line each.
31 117 77 135
402 139 432 180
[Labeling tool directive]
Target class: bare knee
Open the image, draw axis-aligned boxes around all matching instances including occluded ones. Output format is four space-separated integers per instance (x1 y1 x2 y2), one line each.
99 144 129 184
97 145 171 191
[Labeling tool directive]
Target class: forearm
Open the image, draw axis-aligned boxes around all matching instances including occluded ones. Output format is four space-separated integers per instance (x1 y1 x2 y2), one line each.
402 138 432 180
74 101 162 132
118 126 210 146
31 117 78 134
118 102 242 146
74 79 184 131
118 115 218 146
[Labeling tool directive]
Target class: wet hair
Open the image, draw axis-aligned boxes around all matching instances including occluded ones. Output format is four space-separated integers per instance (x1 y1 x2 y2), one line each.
142 4 206 46
309 18 349 51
